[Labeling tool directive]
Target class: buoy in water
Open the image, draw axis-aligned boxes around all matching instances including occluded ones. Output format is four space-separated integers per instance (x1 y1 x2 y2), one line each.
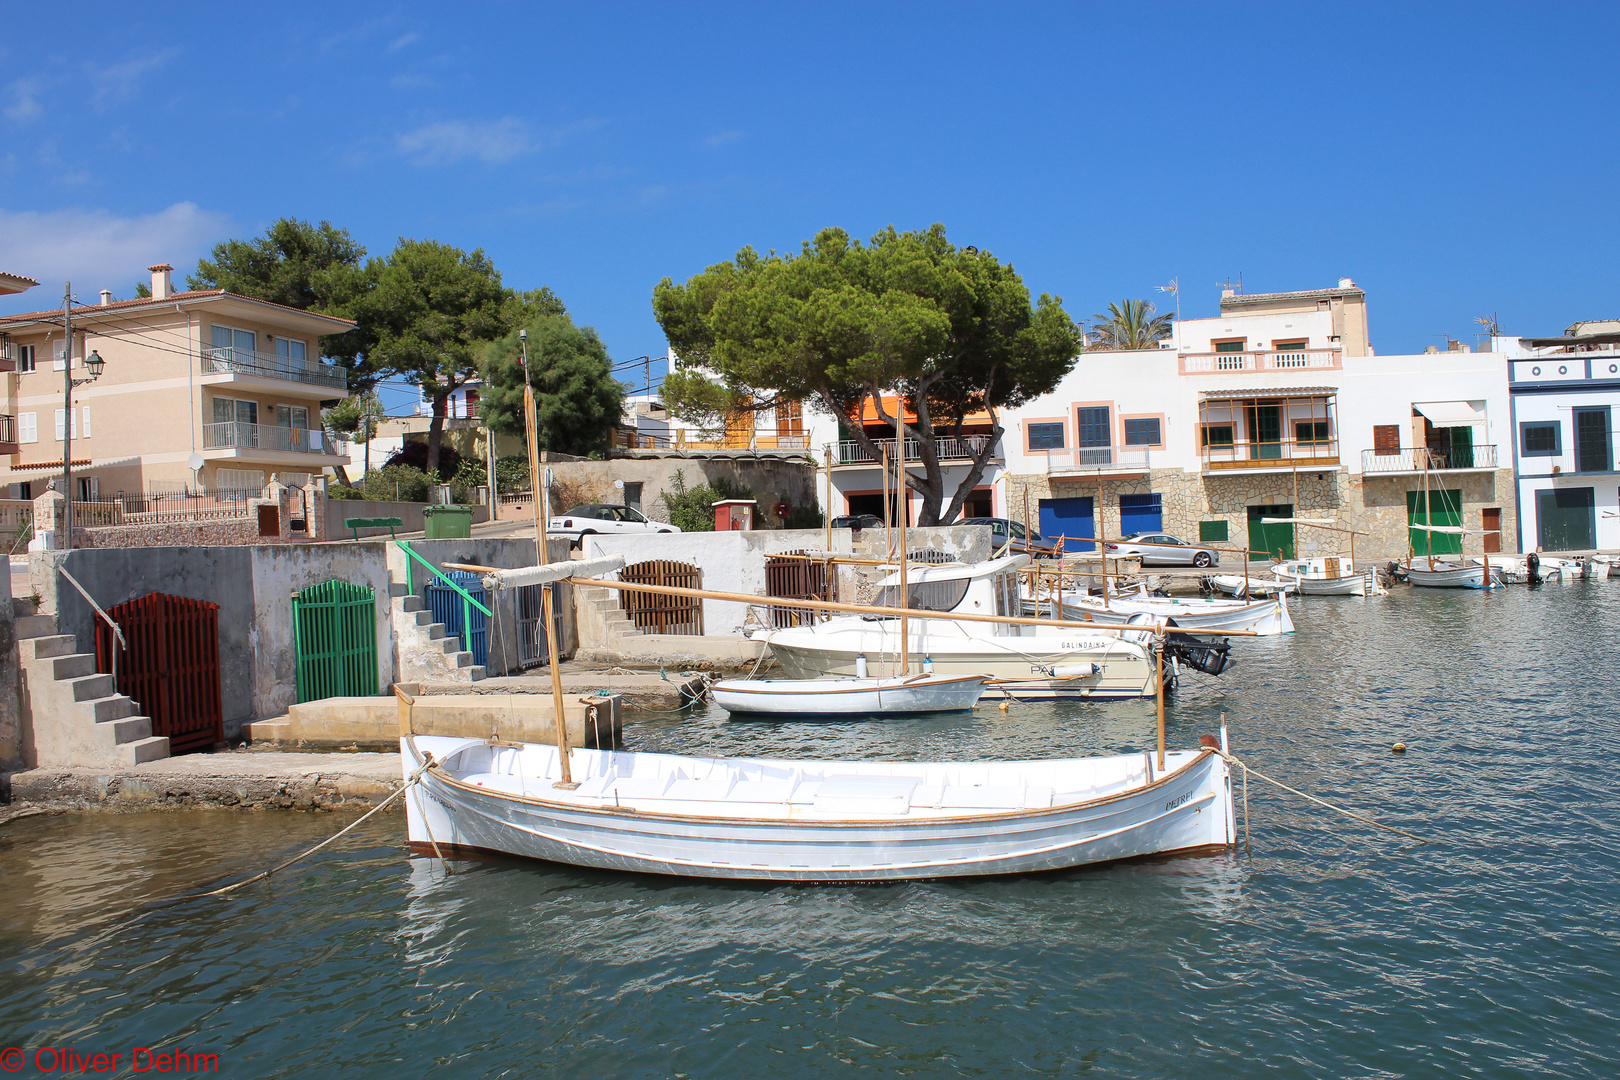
998 700 1010 712
1392 742 1407 754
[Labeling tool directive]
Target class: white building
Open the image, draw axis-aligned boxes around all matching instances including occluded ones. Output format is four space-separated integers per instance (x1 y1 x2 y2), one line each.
1493 326 1619 552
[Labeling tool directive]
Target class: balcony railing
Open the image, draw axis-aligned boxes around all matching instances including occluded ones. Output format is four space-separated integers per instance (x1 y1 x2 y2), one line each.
1041 446 1152 474
1361 445 1498 474
201 346 349 391
835 434 1001 465
1180 349 1342 375
203 422 348 456
1202 437 1340 471
0 413 13 447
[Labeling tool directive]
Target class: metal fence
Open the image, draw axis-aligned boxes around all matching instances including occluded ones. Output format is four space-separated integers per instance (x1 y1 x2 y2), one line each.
201 345 349 391
202 421 348 456
291 579 379 702
72 488 263 528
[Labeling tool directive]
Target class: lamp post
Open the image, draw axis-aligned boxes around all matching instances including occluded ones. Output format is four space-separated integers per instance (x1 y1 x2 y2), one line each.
60 280 106 549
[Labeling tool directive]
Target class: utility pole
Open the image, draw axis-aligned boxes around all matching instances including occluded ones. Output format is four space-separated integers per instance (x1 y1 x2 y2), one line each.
61 282 73 548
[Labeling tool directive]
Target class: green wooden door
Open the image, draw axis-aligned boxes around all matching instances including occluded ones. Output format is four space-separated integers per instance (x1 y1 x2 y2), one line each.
1246 404 1283 460
1447 426 1474 468
1246 504 1295 560
291 579 379 702
1407 489 1463 556
1536 488 1595 551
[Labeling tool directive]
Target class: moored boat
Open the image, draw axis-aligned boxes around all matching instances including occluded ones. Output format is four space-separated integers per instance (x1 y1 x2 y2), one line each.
1406 559 1494 589
1052 590 1296 635
1205 574 1297 598
710 673 988 715
1270 556 1385 597
402 732 1236 882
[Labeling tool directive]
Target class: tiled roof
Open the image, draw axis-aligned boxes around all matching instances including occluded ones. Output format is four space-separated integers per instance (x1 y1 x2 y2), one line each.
0 271 41 293
1220 286 1364 308
0 289 355 330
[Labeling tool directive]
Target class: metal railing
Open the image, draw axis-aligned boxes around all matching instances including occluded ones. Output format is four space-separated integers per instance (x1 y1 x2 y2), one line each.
0 414 13 445
835 434 1000 465
1179 349 1342 375
1041 446 1152 474
203 421 348 456
1361 445 1498 473
201 346 349 390
1201 437 1340 470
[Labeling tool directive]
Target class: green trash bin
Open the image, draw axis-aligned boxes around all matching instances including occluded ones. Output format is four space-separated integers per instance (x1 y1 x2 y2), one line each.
421 504 473 539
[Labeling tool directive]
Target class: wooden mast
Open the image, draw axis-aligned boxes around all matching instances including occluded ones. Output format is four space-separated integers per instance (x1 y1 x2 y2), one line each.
897 439 909 676
525 364 574 788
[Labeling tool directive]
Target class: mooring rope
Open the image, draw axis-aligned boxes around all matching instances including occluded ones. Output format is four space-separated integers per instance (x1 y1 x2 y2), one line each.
168 754 449 901
1217 749 1427 845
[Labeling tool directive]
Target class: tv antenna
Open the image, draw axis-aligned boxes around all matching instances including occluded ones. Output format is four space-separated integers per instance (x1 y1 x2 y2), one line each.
1217 273 1243 294
1155 277 1180 321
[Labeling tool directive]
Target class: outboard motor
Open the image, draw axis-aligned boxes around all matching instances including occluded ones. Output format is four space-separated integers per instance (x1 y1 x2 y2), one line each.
1164 635 1233 677
1526 550 1542 586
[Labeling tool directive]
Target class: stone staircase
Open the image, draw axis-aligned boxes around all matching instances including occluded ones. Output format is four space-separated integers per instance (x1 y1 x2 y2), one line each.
581 584 641 641
388 581 486 685
15 599 170 768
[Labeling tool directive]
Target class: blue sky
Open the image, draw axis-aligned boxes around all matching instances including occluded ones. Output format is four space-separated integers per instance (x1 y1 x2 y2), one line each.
3 2 1617 415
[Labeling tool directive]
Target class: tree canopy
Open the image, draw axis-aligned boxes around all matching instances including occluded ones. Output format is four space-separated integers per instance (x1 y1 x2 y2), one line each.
653 224 1082 525
188 218 374 372
481 312 626 458
1088 299 1174 351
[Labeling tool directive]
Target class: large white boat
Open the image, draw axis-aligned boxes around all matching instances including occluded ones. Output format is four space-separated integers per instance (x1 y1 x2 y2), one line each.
1050 590 1295 635
402 732 1237 882
758 555 1160 699
1270 556 1386 597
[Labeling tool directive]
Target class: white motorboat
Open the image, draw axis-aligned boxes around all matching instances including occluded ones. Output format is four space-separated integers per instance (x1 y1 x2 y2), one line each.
1205 574 1296 598
402 732 1237 882
758 556 1161 700
1406 559 1495 589
1270 557 1386 597
1052 590 1295 636
710 673 988 715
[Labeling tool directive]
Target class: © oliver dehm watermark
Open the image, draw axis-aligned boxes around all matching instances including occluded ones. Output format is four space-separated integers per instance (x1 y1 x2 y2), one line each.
2 1045 220 1073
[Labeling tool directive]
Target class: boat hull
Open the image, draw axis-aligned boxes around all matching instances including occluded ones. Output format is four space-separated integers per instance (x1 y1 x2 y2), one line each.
710 674 987 715
403 736 1235 882
1407 562 1494 589
1205 575 1295 598
1056 593 1295 635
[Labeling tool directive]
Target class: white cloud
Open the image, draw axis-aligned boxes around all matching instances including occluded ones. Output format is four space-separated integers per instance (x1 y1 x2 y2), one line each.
4 79 42 122
704 130 743 147
89 48 180 109
0 202 233 310
388 33 421 53
395 118 539 166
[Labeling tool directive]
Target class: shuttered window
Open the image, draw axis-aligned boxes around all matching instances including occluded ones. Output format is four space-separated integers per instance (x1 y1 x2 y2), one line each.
1199 520 1229 542
1076 407 1111 448
1123 418 1161 445
1028 422 1064 450
1373 424 1401 455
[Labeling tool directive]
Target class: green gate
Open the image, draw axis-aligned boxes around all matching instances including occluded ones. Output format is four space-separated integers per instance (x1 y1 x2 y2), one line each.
1246 504 1295 560
1408 489 1463 556
1536 487 1595 551
292 579 379 702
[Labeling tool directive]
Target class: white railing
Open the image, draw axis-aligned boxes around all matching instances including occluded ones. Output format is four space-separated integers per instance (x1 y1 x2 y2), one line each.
835 434 1001 465
202 346 349 391
203 422 348 456
1179 349 1342 375
1361 445 1499 473
1042 446 1152 474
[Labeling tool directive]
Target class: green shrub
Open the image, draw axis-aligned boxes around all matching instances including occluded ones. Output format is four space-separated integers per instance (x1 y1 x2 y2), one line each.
786 503 824 530
660 470 754 532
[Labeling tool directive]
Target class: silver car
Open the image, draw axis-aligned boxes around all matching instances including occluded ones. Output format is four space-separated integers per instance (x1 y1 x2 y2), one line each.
1103 532 1219 568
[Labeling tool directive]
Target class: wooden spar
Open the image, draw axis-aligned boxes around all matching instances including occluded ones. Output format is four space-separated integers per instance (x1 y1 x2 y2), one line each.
824 445 833 552
565 576 1261 636
523 364 573 787
1155 645 1166 771
524 384 545 567
396 685 415 737
897 443 909 676
881 440 891 555
542 582 575 787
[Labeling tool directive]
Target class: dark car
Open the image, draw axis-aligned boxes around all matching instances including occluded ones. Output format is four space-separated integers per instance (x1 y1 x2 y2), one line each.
961 517 1061 559
1103 532 1219 567
831 514 884 530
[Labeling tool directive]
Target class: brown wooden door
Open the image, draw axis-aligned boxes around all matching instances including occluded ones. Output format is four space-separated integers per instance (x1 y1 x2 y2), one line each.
1482 508 1502 553
95 592 223 754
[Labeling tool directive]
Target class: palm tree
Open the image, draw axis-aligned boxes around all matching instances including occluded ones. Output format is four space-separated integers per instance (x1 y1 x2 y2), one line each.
1088 299 1174 351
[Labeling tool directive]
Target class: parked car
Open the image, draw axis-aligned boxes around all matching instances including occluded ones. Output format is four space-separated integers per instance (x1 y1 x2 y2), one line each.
548 504 681 541
961 517 1061 559
1103 532 1219 567
831 514 884 530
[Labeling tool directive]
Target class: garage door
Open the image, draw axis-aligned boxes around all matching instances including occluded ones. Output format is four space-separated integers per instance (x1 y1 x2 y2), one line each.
1039 497 1094 552
1119 494 1163 536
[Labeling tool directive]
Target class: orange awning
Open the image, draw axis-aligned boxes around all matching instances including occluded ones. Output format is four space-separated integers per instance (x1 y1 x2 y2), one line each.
13 459 92 470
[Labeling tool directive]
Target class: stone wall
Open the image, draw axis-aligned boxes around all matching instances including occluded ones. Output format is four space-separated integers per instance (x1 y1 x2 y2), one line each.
1004 467 1519 563
543 452 819 528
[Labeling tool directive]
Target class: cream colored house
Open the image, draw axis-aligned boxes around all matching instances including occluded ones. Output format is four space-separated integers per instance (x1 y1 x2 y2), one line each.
0 264 354 499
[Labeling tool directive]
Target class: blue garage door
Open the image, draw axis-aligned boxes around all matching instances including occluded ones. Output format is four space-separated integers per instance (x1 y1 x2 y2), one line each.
1039 497 1094 552
1119 493 1163 536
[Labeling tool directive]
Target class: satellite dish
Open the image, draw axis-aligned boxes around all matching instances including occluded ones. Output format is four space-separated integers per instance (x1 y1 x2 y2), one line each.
187 452 204 472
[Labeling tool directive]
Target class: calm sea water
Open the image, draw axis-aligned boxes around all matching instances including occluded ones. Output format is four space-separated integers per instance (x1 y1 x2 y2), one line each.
3 583 1619 1078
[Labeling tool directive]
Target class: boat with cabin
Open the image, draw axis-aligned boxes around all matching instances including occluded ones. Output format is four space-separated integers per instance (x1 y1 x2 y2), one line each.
1269 556 1385 597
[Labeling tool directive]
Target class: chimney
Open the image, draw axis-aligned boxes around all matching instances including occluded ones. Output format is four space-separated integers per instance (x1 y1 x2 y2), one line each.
1221 287 1235 299
1338 277 1355 289
99 289 112 305
149 263 174 299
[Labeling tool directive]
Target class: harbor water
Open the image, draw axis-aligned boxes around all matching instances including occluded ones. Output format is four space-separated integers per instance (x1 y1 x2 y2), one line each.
3 584 1618 1077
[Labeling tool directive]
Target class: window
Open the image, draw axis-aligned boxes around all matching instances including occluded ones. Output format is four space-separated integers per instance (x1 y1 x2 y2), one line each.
17 344 35 373
1520 421 1561 457
11 482 31 501
1123 418 1161 446
213 396 259 426
217 468 265 492
1075 408 1111 447
52 338 72 371
81 406 90 438
276 405 310 429
275 337 308 366
1274 339 1308 352
18 413 36 444
78 477 96 501
1028 422 1064 450
1575 408 1612 473
1201 425 1235 447
1295 421 1331 444
623 482 643 508
210 324 257 366
1373 424 1401 455
1214 340 1246 353
1199 520 1229 542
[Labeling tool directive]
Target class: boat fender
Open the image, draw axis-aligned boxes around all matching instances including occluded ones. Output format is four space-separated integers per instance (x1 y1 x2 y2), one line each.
922 656 933 673
1051 662 1095 678
856 655 868 678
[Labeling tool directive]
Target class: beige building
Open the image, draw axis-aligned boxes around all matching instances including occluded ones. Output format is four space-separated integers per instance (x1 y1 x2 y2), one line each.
0 264 354 500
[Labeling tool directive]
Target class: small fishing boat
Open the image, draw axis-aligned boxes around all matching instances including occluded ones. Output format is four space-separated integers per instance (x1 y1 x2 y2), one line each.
1205 574 1296 598
710 673 988 715
1051 589 1295 635
401 731 1237 882
1406 559 1494 589
1269 556 1386 597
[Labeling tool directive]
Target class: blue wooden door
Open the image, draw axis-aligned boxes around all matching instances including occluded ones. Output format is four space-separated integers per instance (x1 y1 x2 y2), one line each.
1119 494 1163 536
1039 497 1094 552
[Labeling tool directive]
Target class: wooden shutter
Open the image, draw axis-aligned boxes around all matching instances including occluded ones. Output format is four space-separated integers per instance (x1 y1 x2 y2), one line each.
1373 424 1400 455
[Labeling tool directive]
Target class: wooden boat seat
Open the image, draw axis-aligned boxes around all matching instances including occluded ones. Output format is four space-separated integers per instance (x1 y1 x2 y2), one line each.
811 775 919 814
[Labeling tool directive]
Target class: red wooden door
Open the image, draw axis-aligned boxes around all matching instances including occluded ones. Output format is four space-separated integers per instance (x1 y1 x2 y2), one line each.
95 593 223 753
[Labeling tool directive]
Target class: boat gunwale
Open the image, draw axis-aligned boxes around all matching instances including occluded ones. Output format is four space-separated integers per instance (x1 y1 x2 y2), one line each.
709 674 988 697
409 740 1219 829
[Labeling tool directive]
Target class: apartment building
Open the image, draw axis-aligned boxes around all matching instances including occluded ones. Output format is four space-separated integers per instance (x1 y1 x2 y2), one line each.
0 264 354 500
997 280 1516 561
1494 325 1619 551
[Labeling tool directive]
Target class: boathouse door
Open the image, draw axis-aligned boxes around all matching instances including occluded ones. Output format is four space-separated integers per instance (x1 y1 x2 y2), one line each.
1038 497 1094 552
291 580 379 702
94 592 223 754
1246 505 1295 561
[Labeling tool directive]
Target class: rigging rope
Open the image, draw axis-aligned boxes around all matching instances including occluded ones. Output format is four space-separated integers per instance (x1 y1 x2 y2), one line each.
1217 750 1426 845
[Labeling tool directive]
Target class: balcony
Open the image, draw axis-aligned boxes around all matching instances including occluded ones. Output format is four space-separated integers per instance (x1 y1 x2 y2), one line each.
201 346 349 392
1202 437 1340 473
835 435 1001 466
1180 348 1342 375
1361 445 1499 475
0 413 14 454
203 422 348 457
1040 446 1152 476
